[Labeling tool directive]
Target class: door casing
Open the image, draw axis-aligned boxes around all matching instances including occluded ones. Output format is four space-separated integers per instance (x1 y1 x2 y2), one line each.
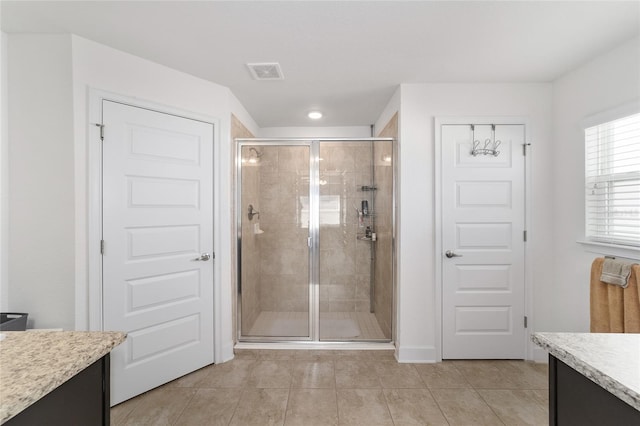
85 89 229 364
434 116 533 361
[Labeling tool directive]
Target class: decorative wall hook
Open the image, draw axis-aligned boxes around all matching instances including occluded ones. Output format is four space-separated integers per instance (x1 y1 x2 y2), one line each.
471 124 501 157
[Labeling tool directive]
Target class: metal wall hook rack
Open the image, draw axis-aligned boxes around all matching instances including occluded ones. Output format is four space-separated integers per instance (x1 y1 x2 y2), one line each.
470 124 501 157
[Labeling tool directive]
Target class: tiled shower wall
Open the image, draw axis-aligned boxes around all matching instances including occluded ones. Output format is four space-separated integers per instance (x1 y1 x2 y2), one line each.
256 146 310 313
239 139 394 337
239 150 262 334
373 113 397 339
319 142 373 313
231 115 260 331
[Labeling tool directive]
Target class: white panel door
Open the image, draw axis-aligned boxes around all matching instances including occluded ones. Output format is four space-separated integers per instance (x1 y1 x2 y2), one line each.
102 100 214 404
441 123 526 359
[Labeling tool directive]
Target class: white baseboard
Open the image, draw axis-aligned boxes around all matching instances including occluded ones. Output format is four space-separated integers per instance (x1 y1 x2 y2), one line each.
218 340 235 363
396 345 437 363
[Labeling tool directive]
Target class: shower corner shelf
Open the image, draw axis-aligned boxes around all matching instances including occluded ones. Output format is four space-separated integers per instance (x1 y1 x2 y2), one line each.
359 185 378 192
357 236 375 242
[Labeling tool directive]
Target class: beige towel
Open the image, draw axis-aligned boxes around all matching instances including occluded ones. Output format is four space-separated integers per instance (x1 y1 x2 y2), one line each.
600 258 632 288
590 258 640 333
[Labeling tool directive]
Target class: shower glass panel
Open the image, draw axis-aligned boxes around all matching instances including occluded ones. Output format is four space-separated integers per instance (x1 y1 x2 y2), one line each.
238 143 311 339
237 138 394 343
318 140 393 341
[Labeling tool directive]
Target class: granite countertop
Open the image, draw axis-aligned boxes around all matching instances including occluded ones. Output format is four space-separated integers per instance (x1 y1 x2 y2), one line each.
532 332 640 411
0 331 126 424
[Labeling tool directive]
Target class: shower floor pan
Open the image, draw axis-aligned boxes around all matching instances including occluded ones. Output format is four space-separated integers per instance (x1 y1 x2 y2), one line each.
247 311 386 340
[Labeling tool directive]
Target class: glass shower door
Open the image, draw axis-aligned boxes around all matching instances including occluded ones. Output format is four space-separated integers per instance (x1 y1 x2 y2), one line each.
238 143 312 339
318 140 393 341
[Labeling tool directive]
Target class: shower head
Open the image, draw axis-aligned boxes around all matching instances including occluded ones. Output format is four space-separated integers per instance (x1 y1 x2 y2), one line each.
249 147 263 158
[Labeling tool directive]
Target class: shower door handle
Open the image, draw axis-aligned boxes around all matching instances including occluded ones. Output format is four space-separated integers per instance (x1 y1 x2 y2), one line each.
445 250 462 258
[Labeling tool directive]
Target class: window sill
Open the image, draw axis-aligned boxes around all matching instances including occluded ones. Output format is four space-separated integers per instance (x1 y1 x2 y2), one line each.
577 240 640 261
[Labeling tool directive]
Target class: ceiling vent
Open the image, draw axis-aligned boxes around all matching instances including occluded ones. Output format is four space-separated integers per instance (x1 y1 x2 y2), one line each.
246 62 284 80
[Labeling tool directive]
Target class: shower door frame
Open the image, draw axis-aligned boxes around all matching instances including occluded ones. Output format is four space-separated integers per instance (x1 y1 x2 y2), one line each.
236 138 396 343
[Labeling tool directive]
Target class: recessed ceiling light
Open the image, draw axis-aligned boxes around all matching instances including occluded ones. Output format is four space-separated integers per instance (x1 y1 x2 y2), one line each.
308 111 323 120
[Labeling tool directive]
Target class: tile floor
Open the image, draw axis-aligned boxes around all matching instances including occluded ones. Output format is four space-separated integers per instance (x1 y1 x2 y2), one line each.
111 349 549 425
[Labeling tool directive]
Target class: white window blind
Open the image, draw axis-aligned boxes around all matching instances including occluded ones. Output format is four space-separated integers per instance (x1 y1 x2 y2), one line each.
585 112 640 247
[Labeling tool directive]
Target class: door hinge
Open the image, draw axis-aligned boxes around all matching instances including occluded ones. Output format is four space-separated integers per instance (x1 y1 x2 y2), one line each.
100 239 104 255
94 123 104 141
522 143 531 156
524 316 528 328
523 230 527 242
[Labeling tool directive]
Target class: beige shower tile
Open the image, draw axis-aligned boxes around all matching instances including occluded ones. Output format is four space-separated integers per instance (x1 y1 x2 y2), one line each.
319 143 355 172
374 361 424 388
255 146 278 172
175 388 242 426
414 362 471 389
121 386 197 425
335 359 380 388
247 360 292 388
291 360 336 388
329 301 356 312
284 388 338 426
328 283 356 300
355 300 371 312
278 146 309 172
320 247 355 276
196 358 255 388
336 389 394 425
430 388 504 426
383 388 449 425
477 389 548 425
355 278 370 300
353 145 374 173
229 388 289 426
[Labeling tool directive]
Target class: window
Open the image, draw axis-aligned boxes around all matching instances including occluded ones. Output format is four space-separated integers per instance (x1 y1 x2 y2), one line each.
585 112 640 247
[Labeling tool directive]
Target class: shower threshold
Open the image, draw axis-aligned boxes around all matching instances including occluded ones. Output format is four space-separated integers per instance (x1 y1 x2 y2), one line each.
245 311 387 341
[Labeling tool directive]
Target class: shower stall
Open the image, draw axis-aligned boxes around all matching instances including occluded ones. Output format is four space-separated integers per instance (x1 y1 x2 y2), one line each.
236 138 395 342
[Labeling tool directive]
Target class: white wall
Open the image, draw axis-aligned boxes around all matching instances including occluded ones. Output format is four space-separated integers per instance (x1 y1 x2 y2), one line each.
5 34 240 360
7 35 75 329
259 126 371 138
1 31 9 312
546 36 640 335
395 83 553 362
70 35 237 360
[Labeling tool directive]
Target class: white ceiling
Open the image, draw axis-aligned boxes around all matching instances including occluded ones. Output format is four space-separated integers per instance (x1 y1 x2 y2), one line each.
2 1 639 127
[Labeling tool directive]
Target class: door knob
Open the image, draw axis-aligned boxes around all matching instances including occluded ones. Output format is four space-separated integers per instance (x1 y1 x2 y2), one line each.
194 253 211 261
445 250 462 258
